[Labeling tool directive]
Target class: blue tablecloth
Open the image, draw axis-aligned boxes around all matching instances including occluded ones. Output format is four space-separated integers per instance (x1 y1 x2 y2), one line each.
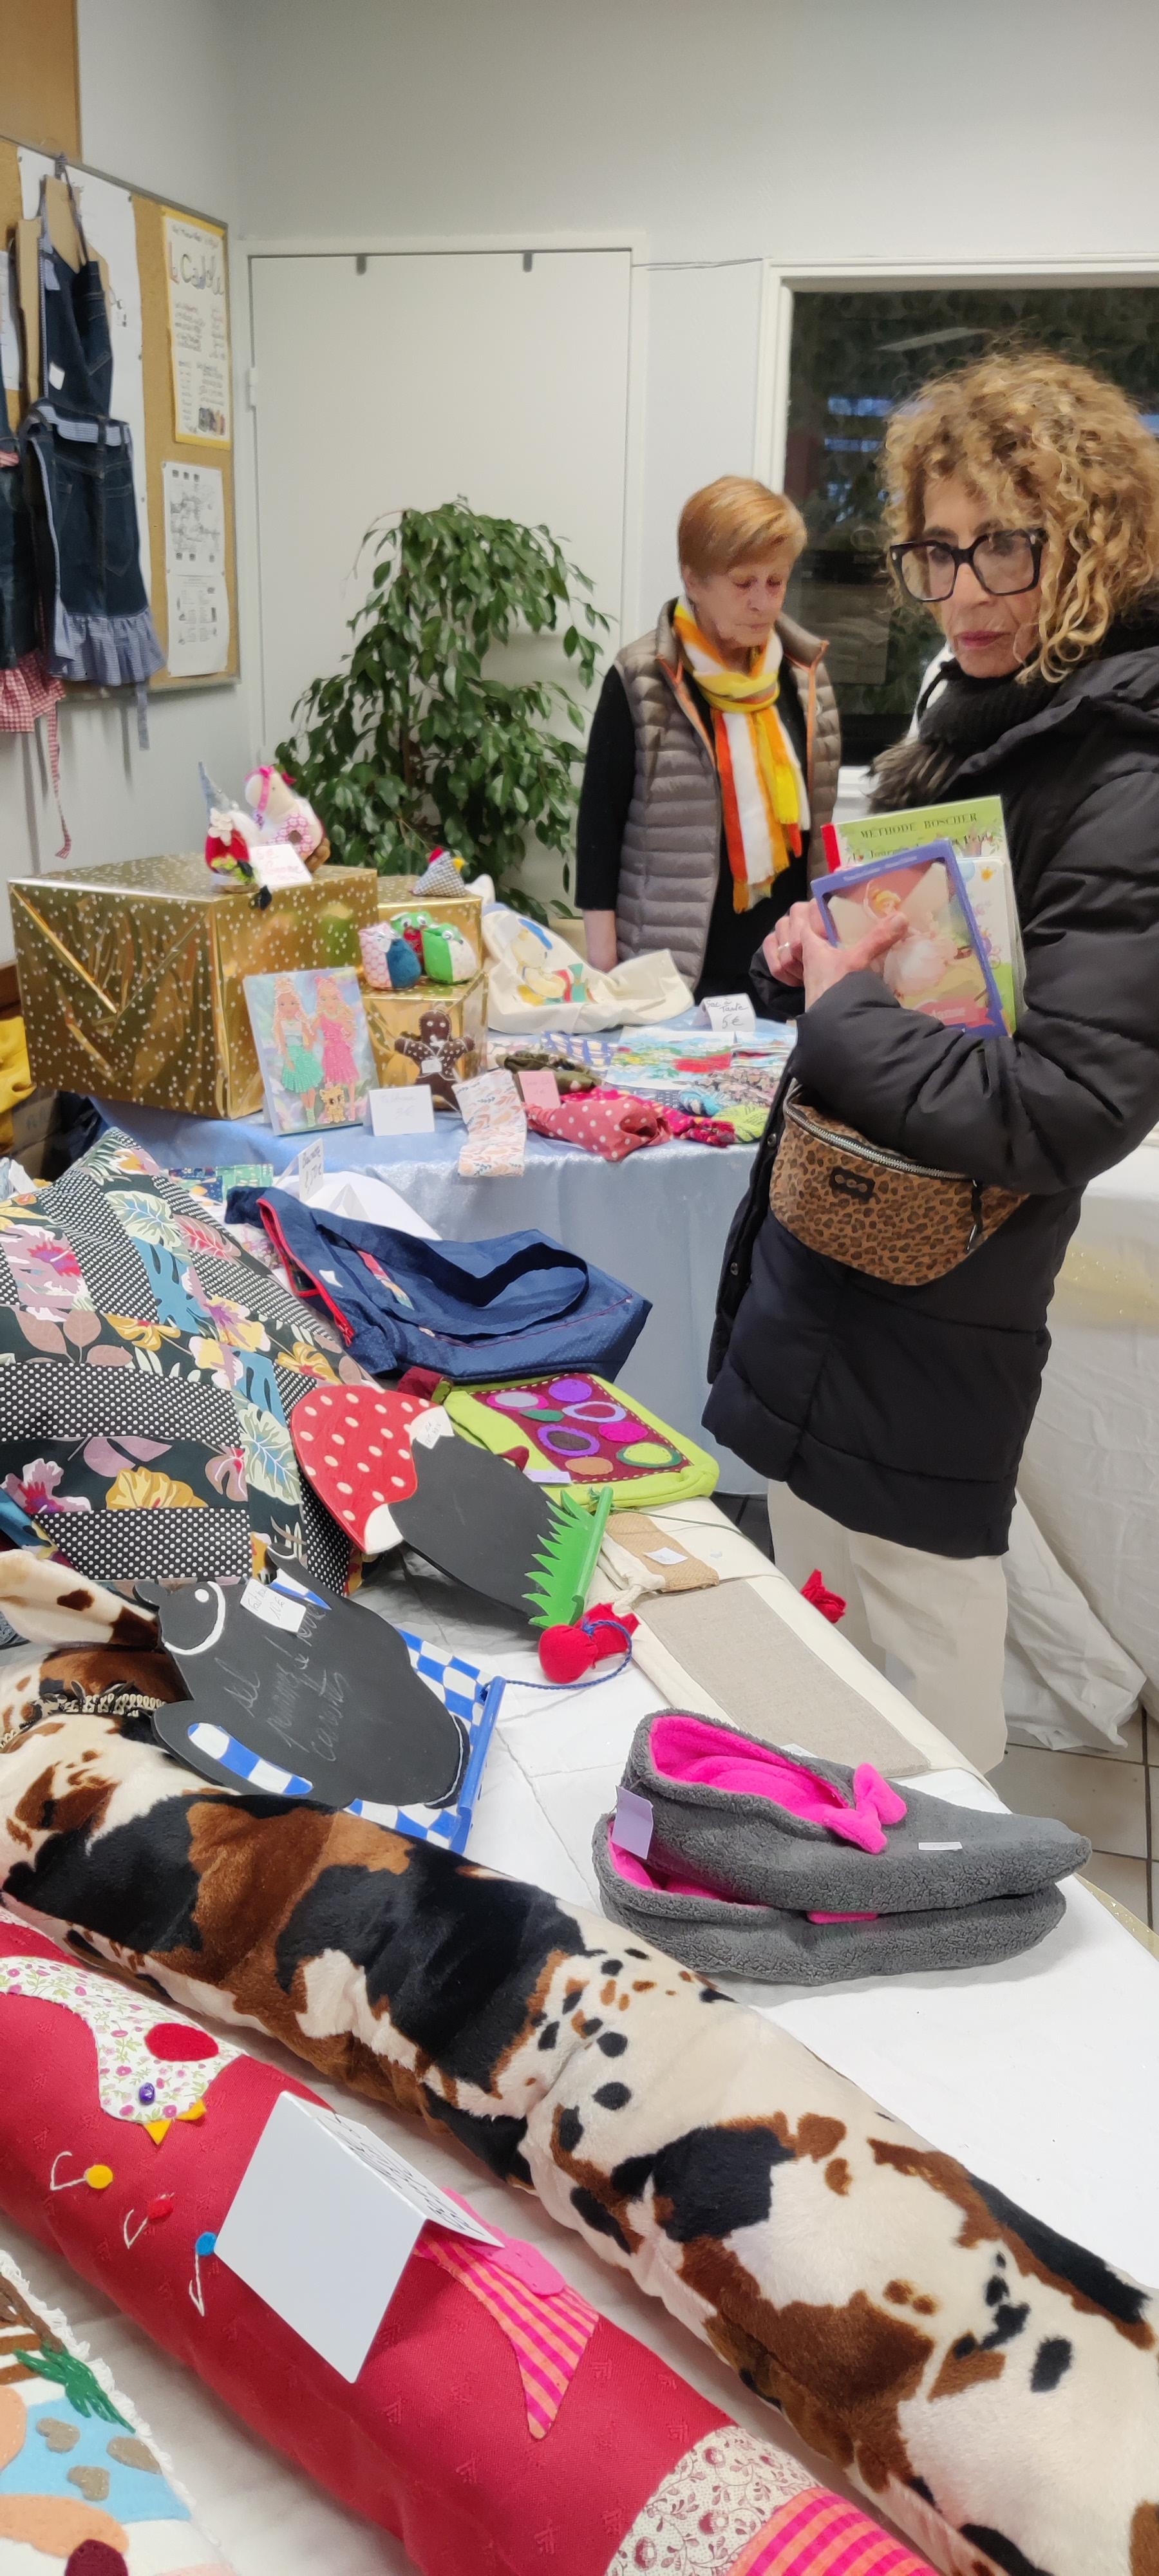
92 1095 764 1492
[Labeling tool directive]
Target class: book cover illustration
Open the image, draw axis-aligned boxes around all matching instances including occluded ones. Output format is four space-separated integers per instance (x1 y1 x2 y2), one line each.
822 794 1023 1032
244 969 375 1134
816 841 1008 1039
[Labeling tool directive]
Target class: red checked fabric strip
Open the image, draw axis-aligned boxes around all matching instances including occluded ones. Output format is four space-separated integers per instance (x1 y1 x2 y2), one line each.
417 2231 598 2438
0 649 70 857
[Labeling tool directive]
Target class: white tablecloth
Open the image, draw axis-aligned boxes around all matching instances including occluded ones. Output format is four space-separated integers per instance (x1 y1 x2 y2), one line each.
1021 1139 1159 1709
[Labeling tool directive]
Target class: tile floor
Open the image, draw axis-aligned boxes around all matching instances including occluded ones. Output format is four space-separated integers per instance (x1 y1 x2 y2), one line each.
724 1495 1156 1930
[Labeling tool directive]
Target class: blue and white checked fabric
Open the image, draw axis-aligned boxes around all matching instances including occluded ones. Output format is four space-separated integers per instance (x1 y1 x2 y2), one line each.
187 1627 504 1853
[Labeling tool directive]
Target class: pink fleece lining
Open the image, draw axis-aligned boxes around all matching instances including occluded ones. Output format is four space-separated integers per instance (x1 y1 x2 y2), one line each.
605 1832 876 1924
648 1715 907 1854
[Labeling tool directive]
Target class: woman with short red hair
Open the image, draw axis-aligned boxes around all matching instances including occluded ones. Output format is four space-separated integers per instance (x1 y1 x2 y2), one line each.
577 475 840 1010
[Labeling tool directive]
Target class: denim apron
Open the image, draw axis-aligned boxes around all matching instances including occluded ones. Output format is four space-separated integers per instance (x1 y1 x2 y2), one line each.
21 173 162 708
0 266 69 849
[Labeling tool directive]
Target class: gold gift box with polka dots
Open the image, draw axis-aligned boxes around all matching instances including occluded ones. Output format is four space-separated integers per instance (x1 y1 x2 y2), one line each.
12 855 380 1118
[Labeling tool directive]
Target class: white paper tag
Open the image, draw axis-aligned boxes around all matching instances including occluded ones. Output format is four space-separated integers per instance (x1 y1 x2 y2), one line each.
366 1085 436 1137
317 2107 500 2244
918 1841 963 1852
703 993 756 1035
241 1576 306 1634
249 845 312 889
214 2094 498 2382
296 1139 325 1201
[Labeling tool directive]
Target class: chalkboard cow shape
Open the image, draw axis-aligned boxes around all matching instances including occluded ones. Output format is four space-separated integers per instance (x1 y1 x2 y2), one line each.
134 1566 465 1814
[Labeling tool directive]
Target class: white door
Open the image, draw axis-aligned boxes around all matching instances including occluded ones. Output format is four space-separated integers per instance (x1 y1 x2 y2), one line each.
249 248 632 757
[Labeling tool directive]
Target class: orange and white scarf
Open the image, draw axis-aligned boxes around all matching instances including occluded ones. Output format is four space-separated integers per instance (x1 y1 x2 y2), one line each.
674 600 808 911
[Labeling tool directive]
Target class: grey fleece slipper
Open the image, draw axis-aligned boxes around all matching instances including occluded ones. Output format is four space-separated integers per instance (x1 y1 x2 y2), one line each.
592 1814 1068 1984
619 1710 1089 1915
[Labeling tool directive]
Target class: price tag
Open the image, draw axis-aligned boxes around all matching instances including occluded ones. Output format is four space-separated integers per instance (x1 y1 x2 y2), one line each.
365 1086 436 1136
249 846 312 889
516 1068 560 1109
214 2093 499 2382
240 1577 306 1635
703 994 757 1036
295 1139 325 1201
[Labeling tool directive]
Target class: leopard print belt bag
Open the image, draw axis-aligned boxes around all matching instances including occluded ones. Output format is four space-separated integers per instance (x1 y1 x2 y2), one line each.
769 1083 1025 1287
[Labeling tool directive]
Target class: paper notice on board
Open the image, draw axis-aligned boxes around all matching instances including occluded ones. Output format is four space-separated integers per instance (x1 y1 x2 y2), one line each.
164 460 229 676
164 213 231 444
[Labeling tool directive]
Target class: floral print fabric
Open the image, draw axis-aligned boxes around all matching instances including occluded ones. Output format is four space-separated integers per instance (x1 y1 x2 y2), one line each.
0 1132 368 1587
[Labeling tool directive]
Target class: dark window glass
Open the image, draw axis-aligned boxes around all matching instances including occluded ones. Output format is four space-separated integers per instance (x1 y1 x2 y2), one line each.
783 287 1159 765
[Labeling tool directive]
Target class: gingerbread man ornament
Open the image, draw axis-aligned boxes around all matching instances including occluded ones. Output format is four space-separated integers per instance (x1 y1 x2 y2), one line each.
393 1008 471 1108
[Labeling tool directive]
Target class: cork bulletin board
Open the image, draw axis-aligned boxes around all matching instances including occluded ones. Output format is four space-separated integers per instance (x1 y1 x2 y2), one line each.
0 128 238 689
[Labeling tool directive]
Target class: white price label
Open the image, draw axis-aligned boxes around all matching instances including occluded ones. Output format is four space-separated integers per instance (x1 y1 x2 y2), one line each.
296 1139 325 1201
249 846 311 889
240 1577 306 1634
703 993 757 1035
214 2094 499 2382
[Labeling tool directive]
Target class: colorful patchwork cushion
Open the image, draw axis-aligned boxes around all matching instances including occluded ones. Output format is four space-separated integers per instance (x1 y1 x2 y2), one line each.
0 2240 229 2573
0 1919 936 2576
0 1130 368 1588
0 1570 1154 2576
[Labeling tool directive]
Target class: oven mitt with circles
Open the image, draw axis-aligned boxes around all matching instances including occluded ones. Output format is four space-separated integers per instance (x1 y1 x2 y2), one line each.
290 1382 611 1627
617 1709 1090 1913
591 1811 1067 1984
133 1562 466 1812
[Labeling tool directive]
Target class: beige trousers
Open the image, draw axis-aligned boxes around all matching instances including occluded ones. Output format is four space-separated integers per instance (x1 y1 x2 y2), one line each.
766 1485 1008 1774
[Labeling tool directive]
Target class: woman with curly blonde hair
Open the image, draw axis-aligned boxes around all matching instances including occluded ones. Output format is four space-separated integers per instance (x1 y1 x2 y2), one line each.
708 350 1159 1770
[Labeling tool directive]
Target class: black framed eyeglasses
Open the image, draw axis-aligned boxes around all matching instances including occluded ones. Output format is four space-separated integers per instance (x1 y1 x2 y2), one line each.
890 527 1046 603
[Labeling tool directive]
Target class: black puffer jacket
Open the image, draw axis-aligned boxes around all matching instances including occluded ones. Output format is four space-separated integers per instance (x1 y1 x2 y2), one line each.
704 635 1159 1557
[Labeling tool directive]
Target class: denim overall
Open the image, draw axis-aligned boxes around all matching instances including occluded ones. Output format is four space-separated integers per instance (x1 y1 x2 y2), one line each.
21 174 162 698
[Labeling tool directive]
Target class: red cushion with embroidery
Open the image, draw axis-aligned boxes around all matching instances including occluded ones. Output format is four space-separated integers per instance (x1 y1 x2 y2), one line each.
0 1919 726 2576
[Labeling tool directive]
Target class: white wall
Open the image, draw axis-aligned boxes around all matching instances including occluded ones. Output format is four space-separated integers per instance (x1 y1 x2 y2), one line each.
0 0 254 954
231 0 1159 651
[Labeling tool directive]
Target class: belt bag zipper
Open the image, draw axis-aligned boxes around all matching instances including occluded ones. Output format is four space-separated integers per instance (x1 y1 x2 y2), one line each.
785 1100 988 1253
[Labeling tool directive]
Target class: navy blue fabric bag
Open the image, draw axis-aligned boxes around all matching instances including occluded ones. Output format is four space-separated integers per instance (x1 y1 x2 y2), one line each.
227 1187 651 1381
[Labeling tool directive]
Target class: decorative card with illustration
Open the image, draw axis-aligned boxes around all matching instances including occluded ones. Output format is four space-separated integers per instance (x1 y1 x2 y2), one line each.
815 841 1008 1039
822 793 1023 1032
243 970 375 1135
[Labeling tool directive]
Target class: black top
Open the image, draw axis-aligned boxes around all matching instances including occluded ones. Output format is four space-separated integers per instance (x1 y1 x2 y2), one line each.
706 625 1159 1557
575 661 809 1012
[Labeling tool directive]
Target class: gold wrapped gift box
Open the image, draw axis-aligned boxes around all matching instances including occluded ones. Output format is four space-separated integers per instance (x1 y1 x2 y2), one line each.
12 856 380 1119
363 970 488 1106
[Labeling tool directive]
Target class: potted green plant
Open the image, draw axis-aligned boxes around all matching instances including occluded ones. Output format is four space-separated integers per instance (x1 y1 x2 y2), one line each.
275 499 608 908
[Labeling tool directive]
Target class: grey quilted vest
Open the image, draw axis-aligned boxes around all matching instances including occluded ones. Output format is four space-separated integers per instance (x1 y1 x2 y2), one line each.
614 600 841 986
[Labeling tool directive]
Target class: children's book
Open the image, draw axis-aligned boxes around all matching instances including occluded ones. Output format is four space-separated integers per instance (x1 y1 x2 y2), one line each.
244 969 376 1135
815 840 1008 1040
822 793 1023 1033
